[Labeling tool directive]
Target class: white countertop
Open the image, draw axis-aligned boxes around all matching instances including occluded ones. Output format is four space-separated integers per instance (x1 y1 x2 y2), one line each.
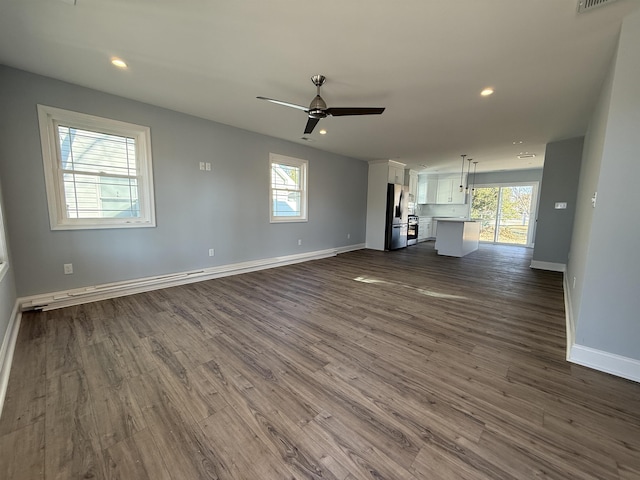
435 218 477 222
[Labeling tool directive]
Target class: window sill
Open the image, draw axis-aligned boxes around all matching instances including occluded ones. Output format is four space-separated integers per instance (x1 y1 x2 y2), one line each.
270 218 308 224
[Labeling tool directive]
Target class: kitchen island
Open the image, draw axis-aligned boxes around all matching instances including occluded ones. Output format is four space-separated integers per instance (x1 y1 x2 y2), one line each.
434 219 480 257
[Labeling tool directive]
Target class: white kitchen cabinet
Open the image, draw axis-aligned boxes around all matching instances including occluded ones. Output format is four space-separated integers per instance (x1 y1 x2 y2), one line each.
436 177 455 203
431 174 466 204
405 170 418 201
417 174 427 204
431 219 438 238
450 176 466 204
418 175 437 204
388 163 404 184
418 216 432 241
427 177 438 204
415 173 468 205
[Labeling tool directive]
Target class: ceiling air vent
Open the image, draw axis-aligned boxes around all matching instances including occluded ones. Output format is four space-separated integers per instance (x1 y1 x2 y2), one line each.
577 0 620 14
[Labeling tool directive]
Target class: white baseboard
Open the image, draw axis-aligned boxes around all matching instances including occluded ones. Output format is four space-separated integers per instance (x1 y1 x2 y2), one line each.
569 344 640 383
562 272 575 361
0 301 22 416
19 244 365 312
530 260 566 272
562 269 639 383
336 243 365 254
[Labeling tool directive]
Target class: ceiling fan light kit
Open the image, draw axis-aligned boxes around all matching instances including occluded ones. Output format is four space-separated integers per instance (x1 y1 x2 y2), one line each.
258 75 385 135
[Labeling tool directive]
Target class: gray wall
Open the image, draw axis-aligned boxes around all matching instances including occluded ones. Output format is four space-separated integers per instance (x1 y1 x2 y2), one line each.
568 9 640 361
472 168 543 186
0 66 368 297
0 179 17 349
532 137 583 265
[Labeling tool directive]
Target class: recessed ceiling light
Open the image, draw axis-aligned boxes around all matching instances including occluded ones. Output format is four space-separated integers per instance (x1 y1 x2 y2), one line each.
111 58 128 69
481 87 494 96
319 129 327 135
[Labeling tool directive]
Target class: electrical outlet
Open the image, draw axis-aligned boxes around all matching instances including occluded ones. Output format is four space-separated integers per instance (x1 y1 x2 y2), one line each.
199 162 205 170
208 248 215 257
63 263 73 275
347 233 351 239
298 239 302 246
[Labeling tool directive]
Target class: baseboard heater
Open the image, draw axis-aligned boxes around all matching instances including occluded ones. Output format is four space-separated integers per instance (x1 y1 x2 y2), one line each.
19 246 351 311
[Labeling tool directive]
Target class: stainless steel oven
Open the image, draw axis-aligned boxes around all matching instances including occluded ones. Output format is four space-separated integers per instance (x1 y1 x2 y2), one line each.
407 215 418 245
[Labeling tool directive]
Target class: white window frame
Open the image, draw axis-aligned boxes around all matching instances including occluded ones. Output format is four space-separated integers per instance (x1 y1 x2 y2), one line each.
0 187 8 283
37 104 156 230
269 153 308 223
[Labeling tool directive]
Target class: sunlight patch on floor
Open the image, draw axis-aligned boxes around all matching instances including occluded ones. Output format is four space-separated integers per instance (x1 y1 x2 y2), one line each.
353 276 467 300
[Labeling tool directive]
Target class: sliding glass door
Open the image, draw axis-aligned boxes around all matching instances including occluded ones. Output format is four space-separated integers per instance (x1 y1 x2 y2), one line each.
471 183 537 246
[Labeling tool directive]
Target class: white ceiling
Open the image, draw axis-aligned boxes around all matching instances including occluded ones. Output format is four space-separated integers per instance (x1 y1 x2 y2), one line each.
1 0 638 174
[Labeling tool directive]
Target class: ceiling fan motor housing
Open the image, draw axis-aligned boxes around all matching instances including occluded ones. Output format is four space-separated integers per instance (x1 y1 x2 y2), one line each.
309 95 328 118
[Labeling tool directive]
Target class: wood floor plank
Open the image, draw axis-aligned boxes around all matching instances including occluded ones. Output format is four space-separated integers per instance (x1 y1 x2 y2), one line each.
618 463 640 480
103 428 173 480
1 242 639 479
312 410 420 480
0 420 45 480
45 370 105 480
44 313 83 379
10 317 46 380
320 361 485 444
128 370 232 479
90 379 147 451
410 443 499 480
542 410 640 469
199 406 312 480
465 428 615 480
0 373 46 436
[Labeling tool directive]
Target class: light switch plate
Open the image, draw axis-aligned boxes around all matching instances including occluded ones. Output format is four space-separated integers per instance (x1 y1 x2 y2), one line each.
554 202 567 209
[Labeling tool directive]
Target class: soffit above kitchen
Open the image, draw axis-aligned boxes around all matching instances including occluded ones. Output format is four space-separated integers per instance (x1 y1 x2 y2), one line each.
0 0 638 174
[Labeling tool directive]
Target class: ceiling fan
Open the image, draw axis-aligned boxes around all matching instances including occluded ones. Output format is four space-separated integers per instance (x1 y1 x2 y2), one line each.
257 75 385 135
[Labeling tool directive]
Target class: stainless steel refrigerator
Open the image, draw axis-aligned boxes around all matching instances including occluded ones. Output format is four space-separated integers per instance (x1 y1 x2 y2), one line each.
385 183 408 250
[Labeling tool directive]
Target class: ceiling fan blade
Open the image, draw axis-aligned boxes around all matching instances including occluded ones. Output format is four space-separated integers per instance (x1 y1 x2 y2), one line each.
304 117 321 134
326 107 385 116
256 96 308 112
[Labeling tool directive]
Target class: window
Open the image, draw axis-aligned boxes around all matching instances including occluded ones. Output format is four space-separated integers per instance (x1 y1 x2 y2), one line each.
37 105 156 230
0 186 8 282
269 153 308 223
470 182 538 246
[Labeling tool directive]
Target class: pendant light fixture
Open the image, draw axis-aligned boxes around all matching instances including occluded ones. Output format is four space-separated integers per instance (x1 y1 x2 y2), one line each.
464 158 472 194
459 154 467 192
471 161 478 193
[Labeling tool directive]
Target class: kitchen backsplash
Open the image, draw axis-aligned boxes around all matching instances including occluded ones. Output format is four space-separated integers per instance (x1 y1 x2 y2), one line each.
417 203 471 217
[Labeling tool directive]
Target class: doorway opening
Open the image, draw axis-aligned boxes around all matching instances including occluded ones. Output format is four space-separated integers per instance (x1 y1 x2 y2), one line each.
470 183 538 247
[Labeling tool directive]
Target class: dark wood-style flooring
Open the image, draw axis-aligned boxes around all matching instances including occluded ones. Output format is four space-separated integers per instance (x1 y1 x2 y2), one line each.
1 242 639 479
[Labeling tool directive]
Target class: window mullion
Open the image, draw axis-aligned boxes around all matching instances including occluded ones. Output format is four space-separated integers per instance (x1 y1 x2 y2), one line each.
60 168 136 180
